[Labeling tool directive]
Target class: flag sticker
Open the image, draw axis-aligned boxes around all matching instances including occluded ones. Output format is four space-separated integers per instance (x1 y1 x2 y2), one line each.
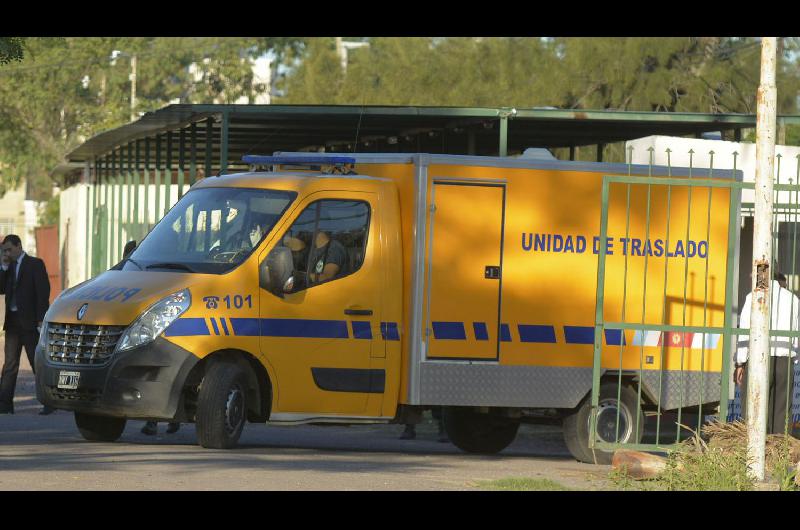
661 332 694 348
690 333 721 350
631 330 721 349
632 330 660 347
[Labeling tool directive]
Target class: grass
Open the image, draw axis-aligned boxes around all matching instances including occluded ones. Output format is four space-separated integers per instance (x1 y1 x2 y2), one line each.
476 477 572 491
609 421 800 491
610 446 753 491
770 437 799 491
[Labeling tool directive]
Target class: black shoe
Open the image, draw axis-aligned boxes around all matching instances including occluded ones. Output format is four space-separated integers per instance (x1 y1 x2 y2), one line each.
141 421 158 436
0 404 13 415
39 406 55 415
166 422 180 434
399 426 416 440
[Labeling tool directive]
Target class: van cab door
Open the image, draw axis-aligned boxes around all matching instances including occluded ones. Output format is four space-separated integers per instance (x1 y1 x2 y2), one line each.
258 192 384 417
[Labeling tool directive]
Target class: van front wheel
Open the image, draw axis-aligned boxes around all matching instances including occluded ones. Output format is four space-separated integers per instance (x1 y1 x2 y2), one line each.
442 407 519 454
196 362 248 449
74 412 126 442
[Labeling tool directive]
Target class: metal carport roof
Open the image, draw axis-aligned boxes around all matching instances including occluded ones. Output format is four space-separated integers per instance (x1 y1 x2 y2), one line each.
59 104 800 180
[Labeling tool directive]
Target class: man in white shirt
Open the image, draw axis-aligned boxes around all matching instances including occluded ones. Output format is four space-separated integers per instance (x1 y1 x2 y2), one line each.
735 274 798 434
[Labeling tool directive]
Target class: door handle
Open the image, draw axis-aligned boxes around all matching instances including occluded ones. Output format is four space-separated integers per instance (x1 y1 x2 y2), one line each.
485 265 501 279
344 308 373 316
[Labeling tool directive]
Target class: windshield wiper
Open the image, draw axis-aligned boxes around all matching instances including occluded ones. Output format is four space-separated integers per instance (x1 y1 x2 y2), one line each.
125 257 144 271
145 262 195 272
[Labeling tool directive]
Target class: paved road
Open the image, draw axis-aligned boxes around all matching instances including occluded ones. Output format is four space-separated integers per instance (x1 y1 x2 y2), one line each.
0 342 613 490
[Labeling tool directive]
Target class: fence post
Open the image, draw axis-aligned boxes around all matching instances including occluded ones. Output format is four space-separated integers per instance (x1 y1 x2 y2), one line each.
748 36 778 482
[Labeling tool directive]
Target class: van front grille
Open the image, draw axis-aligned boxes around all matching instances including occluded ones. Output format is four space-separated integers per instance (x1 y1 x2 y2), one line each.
46 323 126 366
49 387 103 402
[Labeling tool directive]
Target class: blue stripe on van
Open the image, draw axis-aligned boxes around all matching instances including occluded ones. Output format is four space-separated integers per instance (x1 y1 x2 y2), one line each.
164 318 210 337
230 318 260 336
351 321 373 340
564 326 594 344
261 319 349 339
604 329 626 346
210 318 220 336
500 324 512 342
473 322 489 341
219 318 230 336
432 322 467 340
518 324 556 343
381 322 400 341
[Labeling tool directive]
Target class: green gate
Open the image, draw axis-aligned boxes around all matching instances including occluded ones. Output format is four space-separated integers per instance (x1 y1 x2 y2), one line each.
591 150 800 455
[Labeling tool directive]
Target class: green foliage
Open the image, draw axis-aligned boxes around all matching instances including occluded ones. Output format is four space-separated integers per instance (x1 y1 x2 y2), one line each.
0 37 302 195
38 192 60 227
771 438 799 491
278 37 800 115
279 37 561 107
476 477 572 491
785 124 800 147
608 465 646 491
0 37 25 65
3 37 799 200
610 442 754 491
658 445 754 491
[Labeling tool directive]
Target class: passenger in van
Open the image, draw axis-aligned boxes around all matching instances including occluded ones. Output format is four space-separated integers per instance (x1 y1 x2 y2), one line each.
283 231 348 285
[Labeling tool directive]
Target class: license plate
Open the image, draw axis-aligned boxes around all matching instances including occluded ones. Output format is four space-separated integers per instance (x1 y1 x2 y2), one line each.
57 371 81 390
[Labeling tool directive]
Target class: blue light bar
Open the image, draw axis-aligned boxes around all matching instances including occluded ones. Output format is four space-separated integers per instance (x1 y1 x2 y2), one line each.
242 155 357 166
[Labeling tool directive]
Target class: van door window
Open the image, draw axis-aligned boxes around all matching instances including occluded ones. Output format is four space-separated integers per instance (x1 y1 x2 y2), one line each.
278 200 370 293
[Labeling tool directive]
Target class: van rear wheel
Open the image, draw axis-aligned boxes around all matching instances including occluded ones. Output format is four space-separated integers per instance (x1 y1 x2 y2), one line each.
563 382 644 465
74 412 126 442
196 362 248 449
442 407 519 454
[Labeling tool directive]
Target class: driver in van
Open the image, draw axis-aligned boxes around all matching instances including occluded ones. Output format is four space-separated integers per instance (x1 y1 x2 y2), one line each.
219 209 271 255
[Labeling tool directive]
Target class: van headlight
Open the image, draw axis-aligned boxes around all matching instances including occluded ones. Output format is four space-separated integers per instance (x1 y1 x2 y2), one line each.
115 289 191 353
37 321 49 351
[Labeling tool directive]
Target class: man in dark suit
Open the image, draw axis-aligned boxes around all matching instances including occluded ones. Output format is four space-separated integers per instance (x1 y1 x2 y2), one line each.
0 234 53 414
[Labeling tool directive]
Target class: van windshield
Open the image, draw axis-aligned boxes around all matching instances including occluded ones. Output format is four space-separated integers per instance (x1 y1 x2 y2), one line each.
122 187 296 274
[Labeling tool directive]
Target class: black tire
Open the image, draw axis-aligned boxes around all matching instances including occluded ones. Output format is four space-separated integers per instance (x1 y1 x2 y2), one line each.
74 412 126 442
442 407 520 454
563 382 644 465
196 362 248 449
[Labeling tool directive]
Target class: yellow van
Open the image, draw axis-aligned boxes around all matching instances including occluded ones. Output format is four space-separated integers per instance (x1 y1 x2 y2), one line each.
35 153 737 462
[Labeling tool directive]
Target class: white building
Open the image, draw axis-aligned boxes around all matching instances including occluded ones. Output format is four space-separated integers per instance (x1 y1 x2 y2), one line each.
0 181 42 255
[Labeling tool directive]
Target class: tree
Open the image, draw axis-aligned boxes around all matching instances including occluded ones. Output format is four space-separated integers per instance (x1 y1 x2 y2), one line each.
0 37 25 65
278 37 800 116
0 37 303 197
278 37 559 107
551 37 800 114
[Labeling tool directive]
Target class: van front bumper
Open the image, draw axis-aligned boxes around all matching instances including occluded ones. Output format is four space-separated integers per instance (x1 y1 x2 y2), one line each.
35 336 200 421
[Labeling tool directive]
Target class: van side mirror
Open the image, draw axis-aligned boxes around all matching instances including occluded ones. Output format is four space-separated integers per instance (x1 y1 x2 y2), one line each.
260 246 294 297
123 240 137 259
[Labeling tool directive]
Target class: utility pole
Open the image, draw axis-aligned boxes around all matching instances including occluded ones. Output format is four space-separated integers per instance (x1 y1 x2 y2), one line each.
748 36 778 482
112 50 138 122
130 55 137 122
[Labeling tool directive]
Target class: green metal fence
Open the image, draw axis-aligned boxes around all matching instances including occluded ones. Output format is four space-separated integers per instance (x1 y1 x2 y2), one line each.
83 129 204 279
591 148 800 454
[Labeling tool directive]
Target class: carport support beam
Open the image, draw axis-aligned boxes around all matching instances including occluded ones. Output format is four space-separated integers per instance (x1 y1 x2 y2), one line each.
190 122 197 185
220 110 230 174
84 161 92 284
